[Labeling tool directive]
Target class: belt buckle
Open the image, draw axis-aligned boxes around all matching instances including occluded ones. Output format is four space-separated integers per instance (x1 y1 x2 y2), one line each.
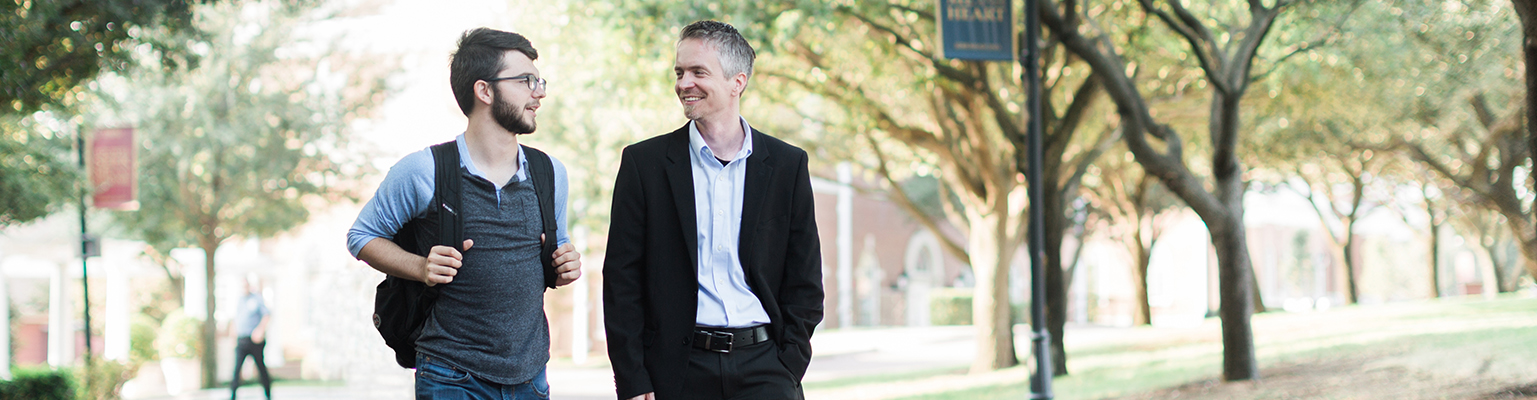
704 331 734 353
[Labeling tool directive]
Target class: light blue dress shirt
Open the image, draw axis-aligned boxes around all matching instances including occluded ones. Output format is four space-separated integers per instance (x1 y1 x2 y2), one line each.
689 118 772 328
346 134 569 258
233 293 269 338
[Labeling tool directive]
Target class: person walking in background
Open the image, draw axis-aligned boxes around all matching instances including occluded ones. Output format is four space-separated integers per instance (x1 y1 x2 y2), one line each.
347 27 582 399
603 20 824 400
230 275 272 400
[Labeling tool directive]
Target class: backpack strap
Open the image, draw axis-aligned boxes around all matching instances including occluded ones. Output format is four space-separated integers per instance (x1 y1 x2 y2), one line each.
417 141 460 316
374 139 460 369
429 141 463 252
522 145 560 289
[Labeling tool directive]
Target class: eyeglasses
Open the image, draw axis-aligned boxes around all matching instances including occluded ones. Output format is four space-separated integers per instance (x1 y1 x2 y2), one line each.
484 74 547 91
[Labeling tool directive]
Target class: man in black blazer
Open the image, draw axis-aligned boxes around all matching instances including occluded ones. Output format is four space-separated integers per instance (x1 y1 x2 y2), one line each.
603 20 824 400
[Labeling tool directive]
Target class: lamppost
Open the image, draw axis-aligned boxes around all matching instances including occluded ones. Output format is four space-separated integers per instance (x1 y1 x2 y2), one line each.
937 0 1052 397
76 128 95 364
1022 0 1053 397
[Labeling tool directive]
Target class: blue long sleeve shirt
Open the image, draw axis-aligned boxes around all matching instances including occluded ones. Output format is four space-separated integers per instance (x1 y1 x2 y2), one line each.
347 134 569 257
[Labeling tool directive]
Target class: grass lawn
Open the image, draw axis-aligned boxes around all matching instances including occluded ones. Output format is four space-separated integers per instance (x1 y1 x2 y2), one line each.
890 294 1537 400
802 366 970 391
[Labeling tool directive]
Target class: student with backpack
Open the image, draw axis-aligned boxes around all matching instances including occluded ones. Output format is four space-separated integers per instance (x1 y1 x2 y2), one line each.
347 28 581 400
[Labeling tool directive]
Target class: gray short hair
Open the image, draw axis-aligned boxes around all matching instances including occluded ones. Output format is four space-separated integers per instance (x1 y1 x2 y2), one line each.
679 21 755 84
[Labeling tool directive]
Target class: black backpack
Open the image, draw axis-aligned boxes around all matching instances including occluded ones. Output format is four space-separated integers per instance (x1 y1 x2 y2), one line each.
371 140 562 368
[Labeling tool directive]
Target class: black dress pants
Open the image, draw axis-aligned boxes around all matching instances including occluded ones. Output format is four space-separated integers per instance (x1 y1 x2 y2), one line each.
680 339 803 400
231 337 272 400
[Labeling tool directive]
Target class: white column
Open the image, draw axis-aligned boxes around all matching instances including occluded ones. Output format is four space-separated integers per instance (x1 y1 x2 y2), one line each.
905 230 941 327
1482 252 1500 300
106 258 130 361
571 226 590 365
48 261 74 367
0 268 11 379
174 249 208 320
856 235 882 326
836 163 853 329
263 285 283 367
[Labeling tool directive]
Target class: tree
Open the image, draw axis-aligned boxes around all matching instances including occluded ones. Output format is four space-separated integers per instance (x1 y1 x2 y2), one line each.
1512 1 1536 201
0 114 77 227
1414 179 1450 298
1039 0 1355 380
1248 0 1522 301
604 0 1118 374
1 0 209 115
1256 124 1396 305
1 0 213 227
87 0 390 387
1449 206 1528 293
1380 1 1537 282
1405 92 1536 281
516 0 686 240
1084 147 1182 326
1292 144 1386 305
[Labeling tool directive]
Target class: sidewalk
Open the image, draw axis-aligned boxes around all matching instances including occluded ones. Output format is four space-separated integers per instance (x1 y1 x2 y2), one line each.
135 325 1005 400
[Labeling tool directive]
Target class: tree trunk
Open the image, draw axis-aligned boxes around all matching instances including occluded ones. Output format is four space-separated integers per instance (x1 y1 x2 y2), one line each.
969 211 1019 373
1131 236 1152 326
1342 228 1360 304
1428 208 1442 298
1211 216 1258 381
1211 91 1259 381
200 239 219 389
1250 262 1266 314
1126 203 1155 326
1515 0 1537 203
1524 256 1537 289
171 276 186 310
1485 243 1513 293
1042 170 1070 376
1516 1 1537 282
1522 238 1537 284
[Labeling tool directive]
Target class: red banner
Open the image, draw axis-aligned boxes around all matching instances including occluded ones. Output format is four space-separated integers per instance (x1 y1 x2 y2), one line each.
89 128 138 210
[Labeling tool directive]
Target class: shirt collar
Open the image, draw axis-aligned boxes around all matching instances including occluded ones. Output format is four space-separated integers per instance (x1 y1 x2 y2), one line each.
688 117 754 162
455 133 527 182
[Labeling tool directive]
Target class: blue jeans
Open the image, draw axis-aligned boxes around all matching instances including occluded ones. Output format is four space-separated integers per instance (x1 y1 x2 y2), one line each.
414 354 549 400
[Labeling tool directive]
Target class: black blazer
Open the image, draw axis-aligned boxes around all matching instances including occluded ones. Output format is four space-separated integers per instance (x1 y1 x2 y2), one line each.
603 124 824 399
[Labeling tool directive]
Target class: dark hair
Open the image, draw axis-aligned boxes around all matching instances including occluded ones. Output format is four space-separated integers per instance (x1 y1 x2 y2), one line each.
679 21 755 84
449 28 538 116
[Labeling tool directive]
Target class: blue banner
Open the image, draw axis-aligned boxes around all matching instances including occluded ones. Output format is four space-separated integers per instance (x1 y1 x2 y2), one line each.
939 0 1015 61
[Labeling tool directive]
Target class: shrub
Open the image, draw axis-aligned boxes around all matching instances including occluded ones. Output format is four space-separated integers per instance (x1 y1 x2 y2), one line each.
156 310 203 360
928 288 1031 326
129 315 160 364
0 366 74 400
74 360 137 400
929 288 973 326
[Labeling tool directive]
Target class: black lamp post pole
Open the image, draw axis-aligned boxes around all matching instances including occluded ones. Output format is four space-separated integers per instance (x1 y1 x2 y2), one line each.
77 129 93 363
1024 0 1053 397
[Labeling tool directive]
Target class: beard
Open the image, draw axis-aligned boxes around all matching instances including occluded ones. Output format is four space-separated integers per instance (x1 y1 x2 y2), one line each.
492 86 537 134
679 89 704 120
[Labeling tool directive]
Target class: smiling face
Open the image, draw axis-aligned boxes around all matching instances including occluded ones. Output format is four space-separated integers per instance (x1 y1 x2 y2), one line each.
481 50 545 134
674 38 745 122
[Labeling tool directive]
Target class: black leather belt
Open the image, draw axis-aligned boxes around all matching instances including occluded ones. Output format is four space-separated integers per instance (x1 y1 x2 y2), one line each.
691 325 770 353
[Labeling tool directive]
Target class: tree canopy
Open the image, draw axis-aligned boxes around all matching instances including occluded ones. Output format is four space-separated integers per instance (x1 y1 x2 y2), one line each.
1 0 213 228
2 0 210 115
86 0 390 387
